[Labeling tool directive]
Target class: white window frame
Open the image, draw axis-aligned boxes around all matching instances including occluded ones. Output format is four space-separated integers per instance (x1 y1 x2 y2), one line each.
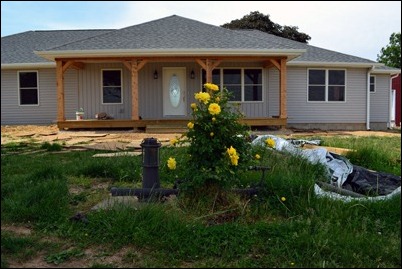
370 75 376 93
307 68 347 103
101 69 123 105
201 68 264 103
17 70 39 106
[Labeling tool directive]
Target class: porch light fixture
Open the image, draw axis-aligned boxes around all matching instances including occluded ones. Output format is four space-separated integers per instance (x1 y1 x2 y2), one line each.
190 70 195 79
153 70 158 79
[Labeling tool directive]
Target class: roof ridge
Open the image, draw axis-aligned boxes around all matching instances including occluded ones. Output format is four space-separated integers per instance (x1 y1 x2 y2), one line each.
33 29 114 33
41 29 114 51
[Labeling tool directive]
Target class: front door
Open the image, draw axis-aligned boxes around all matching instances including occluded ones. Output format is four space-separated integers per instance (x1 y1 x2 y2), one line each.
163 67 186 116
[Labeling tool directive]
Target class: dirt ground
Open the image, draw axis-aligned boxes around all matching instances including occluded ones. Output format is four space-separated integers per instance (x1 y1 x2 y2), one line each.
1 124 400 149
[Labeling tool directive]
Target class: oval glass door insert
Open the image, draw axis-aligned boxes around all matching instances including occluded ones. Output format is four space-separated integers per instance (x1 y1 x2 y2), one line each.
169 74 181 108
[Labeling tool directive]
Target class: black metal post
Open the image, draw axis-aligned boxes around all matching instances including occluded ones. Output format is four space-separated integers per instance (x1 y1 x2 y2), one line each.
141 137 161 189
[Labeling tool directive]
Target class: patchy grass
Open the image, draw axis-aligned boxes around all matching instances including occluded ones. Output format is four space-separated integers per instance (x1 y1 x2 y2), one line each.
1 135 400 268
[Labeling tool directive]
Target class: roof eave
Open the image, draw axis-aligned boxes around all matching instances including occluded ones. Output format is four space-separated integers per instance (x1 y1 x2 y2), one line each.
34 49 306 61
1 62 56 69
288 61 384 68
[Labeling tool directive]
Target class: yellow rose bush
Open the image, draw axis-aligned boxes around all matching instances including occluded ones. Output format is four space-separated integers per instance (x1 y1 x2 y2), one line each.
176 82 253 191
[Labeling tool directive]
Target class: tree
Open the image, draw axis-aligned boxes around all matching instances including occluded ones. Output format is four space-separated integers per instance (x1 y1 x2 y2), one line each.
221 11 311 43
377 32 401 68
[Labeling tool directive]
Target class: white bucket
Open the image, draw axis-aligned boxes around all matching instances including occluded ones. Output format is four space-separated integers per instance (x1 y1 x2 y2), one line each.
76 111 84 120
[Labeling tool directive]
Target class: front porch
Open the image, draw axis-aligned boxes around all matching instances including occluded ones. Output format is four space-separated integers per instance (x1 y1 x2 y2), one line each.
57 117 287 131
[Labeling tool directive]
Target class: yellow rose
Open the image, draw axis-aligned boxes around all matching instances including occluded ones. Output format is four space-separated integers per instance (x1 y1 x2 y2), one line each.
208 103 221 115
170 138 178 146
281 197 286 202
230 154 239 166
194 92 210 104
204 83 219 92
210 132 214 137
190 103 197 110
255 154 261 160
187 122 194 129
167 157 176 170
265 138 275 148
227 146 237 156
212 117 216 122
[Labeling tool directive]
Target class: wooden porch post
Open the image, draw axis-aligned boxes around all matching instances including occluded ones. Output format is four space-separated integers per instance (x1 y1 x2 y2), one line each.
131 60 139 120
56 60 65 121
279 58 287 121
206 59 212 83
195 58 222 83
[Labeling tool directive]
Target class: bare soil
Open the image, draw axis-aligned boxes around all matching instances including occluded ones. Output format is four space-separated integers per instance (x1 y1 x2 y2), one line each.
1 124 400 148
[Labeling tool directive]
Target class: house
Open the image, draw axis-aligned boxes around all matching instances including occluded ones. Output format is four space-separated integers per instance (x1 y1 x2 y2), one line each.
1 15 400 131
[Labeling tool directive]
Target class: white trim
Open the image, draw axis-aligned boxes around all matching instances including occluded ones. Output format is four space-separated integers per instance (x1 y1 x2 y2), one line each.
2 62 55 69
289 61 384 68
307 68 347 103
101 69 123 105
17 70 39 106
34 49 306 61
366 66 375 130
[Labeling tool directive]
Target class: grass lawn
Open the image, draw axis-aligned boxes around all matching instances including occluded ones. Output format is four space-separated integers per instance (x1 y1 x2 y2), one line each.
1 135 400 268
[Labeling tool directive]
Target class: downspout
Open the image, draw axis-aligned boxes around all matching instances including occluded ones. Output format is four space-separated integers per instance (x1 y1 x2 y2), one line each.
366 66 375 130
389 74 399 128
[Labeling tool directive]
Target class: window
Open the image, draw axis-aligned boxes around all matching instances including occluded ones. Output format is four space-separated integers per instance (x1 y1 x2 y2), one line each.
370 75 375 93
308 69 345 102
202 68 263 102
18 71 38 105
102 69 122 104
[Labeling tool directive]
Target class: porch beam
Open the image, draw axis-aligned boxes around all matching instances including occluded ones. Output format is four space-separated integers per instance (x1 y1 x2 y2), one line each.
123 61 132 71
195 58 222 83
61 60 84 73
71 62 84 70
56 60 65 121
62 61 74 73
136 59 148 71
279 58 287 120
268 59 281 70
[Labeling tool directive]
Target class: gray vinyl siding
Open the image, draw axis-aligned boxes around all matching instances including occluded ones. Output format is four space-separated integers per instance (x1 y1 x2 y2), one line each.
370 74 390 122
268 68 279 117
1 68 77 124
77 63 130 120
286 67 367 124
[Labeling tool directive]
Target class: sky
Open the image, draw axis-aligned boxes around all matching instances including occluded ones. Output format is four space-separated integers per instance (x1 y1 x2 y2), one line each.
1 1 401 61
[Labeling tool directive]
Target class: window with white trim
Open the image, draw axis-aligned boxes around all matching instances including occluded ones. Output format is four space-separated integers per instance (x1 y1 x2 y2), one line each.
308 69 345 102
18 71 38 105
202 68 263 102
370 75 376 93
102 69 122 104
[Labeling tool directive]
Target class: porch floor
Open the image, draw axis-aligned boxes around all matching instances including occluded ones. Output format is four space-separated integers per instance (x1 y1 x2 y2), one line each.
57 117 287 131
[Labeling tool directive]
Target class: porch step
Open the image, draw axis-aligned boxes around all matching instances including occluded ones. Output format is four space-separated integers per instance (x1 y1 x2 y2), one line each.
145 124 187 134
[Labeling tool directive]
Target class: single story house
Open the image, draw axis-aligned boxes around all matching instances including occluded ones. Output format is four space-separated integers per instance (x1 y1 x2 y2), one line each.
1 15 400 130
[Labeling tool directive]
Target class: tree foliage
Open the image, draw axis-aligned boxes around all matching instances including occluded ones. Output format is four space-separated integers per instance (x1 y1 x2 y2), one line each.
221 11 311 43
377 32 401 68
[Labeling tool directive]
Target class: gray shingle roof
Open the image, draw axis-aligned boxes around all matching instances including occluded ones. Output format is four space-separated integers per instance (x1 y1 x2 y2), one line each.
1 29 112 64
41 15 298 51
236 29 377 64
1 14 398 74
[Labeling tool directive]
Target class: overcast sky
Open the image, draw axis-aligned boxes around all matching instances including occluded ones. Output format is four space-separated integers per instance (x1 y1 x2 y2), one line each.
1 1 400 61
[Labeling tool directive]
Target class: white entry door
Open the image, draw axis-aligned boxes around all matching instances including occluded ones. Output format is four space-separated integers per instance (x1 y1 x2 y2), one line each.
163 67 186 116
